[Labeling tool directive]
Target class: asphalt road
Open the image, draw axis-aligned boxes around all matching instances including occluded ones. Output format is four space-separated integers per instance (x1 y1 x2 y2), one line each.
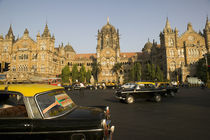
67 87 210 140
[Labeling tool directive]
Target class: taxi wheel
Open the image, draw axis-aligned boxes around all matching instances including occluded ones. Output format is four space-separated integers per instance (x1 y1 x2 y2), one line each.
170 91 175 97
126 95 135 104
154 94 161 102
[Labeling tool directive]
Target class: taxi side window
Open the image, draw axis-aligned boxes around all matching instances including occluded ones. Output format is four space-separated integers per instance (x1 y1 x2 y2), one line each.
0 93 28 118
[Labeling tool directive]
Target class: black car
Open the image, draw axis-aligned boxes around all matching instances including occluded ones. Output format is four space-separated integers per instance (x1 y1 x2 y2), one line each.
0 84 114 140
155 82 179 97
115 84 166 104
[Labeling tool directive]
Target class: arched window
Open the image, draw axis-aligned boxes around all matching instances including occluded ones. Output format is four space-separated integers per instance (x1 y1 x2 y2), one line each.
170 61 176 71
168 38 174 46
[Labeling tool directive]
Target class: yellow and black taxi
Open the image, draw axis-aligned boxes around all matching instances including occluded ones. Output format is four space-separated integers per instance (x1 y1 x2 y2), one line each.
0 84 114 140
155 82 179 97
115 83 165 104
106 82 117 89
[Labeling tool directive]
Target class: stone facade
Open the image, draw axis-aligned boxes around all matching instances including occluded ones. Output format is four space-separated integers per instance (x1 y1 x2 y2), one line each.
143 17 210 82
0 24 65 82
1 17 209 83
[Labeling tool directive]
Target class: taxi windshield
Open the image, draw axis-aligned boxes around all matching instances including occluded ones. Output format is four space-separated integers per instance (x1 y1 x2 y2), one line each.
36 90 76 118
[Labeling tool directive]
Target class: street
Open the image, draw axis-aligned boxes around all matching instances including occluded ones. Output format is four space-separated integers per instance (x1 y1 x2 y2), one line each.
68 87 210 140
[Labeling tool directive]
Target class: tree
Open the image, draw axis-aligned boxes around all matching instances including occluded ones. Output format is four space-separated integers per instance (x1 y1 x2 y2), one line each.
196 57 208 83
135 62 142 81
156 65 164 82
91 61 101 82
86 69 92 83
112 63 123 83
128 62 142 82
129 64 135 82
151 64 156 80
61 65 70 83
79 64 86 83
146 63 151 80
71 64 79 83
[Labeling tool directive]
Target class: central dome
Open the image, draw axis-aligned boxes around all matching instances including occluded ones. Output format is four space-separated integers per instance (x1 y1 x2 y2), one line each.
101 23 116 33
101 17 117 33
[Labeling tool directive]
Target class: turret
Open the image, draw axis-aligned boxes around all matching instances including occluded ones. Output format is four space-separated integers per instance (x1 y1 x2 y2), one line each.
42 24 51 38
5 24 15 42
204 16 210 52
36 32 40 40
160 18 176 48
187 22 194 32
23 28 29 39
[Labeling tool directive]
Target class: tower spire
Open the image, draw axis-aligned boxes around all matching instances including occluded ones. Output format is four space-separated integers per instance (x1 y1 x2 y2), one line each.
42 23 50 37
165 17 171 29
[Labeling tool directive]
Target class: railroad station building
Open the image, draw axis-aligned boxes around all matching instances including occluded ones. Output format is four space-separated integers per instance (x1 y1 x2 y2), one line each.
0 17 209 83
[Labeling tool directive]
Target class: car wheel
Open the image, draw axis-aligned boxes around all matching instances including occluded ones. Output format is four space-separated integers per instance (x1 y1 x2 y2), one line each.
170 91 175 97
154 94 161 102
126 95 135 104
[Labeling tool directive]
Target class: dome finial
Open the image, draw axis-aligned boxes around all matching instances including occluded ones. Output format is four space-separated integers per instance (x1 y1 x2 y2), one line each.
107 16 109 24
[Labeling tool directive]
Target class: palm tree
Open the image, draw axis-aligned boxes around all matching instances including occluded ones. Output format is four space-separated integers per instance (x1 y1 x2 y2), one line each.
112 63 123 84
91 61 101 82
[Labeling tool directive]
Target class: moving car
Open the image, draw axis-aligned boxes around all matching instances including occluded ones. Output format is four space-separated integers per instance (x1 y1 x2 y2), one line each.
0 84 114 140
155 82 179 97
115 83 165 104
121 83 136 89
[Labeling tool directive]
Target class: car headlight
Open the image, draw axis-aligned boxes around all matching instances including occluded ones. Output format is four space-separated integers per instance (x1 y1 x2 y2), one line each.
101 119 115 137
104 106 110 119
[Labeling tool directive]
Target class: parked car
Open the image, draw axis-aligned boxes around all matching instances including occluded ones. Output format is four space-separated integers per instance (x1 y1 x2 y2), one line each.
115 83 165 104
62 83 72 90
0 84 114 140
106 82 117 89
85 84 94 90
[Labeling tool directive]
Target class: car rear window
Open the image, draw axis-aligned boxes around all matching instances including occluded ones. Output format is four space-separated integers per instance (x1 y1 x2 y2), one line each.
36 90 76 118
0 93 28 118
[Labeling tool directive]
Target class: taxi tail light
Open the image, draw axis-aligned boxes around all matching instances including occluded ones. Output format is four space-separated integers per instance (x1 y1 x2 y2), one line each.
102 119 109 136
102 119 115 138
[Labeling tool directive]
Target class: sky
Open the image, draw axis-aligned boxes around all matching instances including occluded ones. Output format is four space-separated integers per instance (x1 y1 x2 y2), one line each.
0 0 210 53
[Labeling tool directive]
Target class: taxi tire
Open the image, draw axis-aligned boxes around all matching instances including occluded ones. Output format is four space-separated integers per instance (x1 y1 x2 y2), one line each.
126 95 135 104
170 91 175 97
154 94 161 103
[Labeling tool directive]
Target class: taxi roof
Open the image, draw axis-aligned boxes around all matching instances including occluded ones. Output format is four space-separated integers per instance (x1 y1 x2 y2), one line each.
136 81 155 85
0 84 64 97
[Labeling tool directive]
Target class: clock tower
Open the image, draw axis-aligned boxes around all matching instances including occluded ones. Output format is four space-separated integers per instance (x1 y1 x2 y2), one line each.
96 17 120 83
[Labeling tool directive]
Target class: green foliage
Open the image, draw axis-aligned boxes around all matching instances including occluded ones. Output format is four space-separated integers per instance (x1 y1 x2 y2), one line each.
143 63 164 81
86 69 92 83
128 62 142 82
196 57 207 82
151 64 156 80
91 61 101 82
112 63 123 83
61 65 70 83
146 63 151 80
79 64 86 83
156 65 164 82
129 64 135 82
71 64 79 83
